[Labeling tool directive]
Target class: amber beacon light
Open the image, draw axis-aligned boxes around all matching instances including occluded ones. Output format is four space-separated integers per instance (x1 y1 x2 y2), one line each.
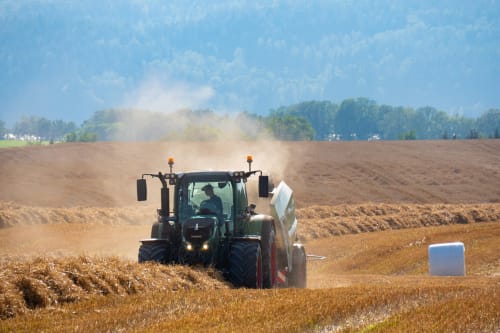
168 157 174 173
246 155 253 172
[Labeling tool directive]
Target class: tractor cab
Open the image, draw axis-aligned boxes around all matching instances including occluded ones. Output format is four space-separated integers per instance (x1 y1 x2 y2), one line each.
174 172 247 266
136 155 306 289
137 157 270 267
176 173 240 233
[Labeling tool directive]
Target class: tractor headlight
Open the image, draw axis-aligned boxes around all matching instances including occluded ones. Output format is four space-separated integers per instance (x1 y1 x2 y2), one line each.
201 241 209 251
185 242 193 251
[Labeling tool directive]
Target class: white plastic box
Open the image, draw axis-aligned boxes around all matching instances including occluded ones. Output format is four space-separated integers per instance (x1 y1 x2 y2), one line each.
428 242 465 276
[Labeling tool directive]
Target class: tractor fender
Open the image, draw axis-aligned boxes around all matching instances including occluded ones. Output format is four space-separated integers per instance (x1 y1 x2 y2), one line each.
248 214 289 282
140 238 170 245
231 236 261 242
246 216 283 254
245 214 267 235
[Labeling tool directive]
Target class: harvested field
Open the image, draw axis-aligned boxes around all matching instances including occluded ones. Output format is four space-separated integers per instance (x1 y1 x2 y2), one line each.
1 203 499 259
297 203 500 240
0 140 499 331
0 256 228 319
0 140 499 207
1 274 498 332
0 201 155 228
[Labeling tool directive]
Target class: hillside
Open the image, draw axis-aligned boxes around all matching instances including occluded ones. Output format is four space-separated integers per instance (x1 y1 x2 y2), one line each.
3 2 498 125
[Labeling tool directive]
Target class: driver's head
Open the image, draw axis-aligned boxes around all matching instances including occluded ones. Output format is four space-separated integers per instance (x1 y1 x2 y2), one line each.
202 184 214 196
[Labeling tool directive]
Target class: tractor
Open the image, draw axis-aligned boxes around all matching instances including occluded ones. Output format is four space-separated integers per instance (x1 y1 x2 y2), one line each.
136 155 306 288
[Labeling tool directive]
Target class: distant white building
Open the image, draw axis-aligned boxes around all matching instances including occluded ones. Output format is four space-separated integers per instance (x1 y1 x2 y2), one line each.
368 134 381 141
3 133 41 142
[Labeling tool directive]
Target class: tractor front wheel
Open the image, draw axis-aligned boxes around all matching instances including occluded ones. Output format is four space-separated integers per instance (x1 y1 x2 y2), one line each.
229 241 263 288
138 243 168 263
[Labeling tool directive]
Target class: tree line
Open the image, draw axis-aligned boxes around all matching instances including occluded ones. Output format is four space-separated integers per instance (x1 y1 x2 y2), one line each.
0 116 77 142
70 108 315 142
271 98 499 140
1 98 499 142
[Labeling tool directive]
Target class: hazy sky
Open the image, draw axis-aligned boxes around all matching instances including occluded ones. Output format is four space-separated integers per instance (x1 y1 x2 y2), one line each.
1 0 499 125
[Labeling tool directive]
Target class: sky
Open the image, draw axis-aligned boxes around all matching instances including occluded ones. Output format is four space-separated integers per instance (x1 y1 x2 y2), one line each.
0 0 499 126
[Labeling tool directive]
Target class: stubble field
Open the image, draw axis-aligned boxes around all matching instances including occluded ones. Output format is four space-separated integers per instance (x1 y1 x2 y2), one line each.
0 140 499 332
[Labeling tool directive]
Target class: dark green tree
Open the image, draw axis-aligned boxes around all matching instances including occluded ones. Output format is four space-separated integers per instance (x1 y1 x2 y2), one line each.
78 131 98 142
467 129 480 139
446 114 475 139
65 132 77 142
270 101 338 140
13 116 50 139
64 131 98 143
476 109 500 138
265 115 315 140
79 109 126 141
335 98 379 140
414 107 450 139
399 130 417 140
0 120 6 138
378 106 416 140
12 116 76 140
50 120 77 140
13 116 37 136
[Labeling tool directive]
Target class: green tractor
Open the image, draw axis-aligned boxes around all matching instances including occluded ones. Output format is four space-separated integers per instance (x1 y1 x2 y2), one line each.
136 156 306 288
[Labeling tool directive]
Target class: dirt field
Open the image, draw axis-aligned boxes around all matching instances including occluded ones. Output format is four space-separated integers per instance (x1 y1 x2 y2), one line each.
0 140 499 332
1 140 499 207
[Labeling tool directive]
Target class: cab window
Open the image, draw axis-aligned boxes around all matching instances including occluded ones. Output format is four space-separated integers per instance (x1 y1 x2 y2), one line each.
179 180 233 221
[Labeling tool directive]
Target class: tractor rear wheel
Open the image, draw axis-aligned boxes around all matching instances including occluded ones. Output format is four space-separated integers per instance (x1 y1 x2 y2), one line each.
229 242 263 288
261 222 276 288
289 245 306 288
138 243 168 263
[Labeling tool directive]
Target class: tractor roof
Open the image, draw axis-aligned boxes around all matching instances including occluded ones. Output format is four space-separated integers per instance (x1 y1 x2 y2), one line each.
176 170 248 181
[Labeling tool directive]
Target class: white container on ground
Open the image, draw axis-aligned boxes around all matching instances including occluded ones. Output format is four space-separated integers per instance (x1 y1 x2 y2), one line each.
428 242 465 276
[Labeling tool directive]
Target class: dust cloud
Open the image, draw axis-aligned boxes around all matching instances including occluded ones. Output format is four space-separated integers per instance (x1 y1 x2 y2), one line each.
126 77 215 113
0 76 292 258
112 76 273 142
107 75 291 212
0 144 290 259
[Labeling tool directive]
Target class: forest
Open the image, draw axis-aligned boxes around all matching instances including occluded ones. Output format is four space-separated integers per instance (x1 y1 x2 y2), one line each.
1 98 499 142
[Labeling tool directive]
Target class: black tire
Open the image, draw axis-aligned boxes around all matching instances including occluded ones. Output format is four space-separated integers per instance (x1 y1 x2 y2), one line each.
138 243 168 263
229 242 263 288
261 222 276 288
289 245 306 288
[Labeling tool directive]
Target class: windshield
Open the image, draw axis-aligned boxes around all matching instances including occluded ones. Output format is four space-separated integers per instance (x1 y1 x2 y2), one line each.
178 180 234 222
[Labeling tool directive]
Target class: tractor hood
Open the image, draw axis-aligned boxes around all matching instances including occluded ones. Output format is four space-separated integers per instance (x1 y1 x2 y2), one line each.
183 216 217 244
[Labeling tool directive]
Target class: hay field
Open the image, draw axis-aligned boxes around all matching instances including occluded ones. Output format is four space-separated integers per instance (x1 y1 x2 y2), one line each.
0 140 499 332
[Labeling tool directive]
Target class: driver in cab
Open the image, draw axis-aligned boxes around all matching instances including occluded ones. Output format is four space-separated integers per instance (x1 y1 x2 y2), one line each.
201 184 223 216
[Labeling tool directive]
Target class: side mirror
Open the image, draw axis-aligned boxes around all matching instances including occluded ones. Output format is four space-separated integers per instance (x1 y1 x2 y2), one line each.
258 175 269 198
137 179 147 201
